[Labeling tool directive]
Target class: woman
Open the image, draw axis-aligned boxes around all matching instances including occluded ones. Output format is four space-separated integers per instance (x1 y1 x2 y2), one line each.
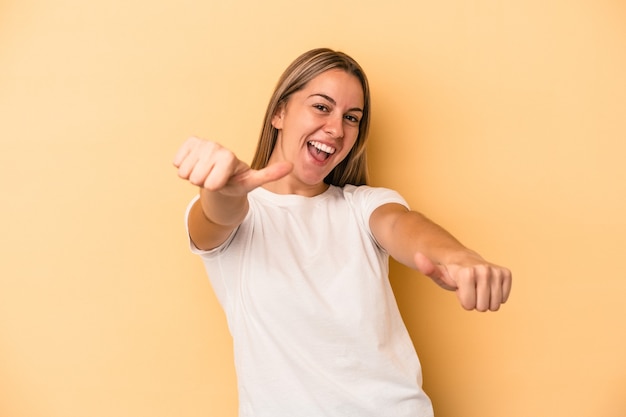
173 48 512 417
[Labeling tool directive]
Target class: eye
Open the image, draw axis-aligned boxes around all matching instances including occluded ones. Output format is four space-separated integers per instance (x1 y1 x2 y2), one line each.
344 114 360 123
313 104 330 112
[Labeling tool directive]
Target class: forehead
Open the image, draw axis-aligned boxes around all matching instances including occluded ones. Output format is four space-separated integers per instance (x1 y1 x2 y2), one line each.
300 69 364 105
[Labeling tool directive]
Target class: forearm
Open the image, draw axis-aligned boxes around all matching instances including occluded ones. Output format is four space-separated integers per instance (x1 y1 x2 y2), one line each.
188 188 248 250
393 211 482 268
371 204 481 270
199 187 248 227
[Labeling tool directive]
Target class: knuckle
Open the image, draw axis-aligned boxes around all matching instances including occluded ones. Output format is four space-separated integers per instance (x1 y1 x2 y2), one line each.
176 166 189 179
189 176 204 187
474 264 491 276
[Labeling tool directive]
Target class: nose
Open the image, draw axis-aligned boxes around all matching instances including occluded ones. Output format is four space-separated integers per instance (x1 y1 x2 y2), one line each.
324 115 344 139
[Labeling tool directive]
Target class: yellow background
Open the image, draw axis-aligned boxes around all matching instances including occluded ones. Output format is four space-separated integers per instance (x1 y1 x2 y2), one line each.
1 1 625 416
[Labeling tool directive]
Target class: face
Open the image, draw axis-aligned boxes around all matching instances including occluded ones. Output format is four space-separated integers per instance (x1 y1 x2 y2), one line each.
269 69 365 195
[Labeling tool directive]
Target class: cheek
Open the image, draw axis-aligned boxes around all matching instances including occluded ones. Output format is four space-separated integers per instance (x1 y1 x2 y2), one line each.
345 129 360 149
283 114 316 136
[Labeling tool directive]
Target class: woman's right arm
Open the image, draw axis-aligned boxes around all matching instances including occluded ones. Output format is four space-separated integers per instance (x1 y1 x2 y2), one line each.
185 189 249 251
173 137 292 250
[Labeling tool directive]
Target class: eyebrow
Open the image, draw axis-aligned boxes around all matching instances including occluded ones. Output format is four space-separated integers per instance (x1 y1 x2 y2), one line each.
309 93 364 113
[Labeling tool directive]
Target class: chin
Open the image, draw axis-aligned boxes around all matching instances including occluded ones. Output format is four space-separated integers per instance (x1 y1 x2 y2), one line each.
295 168 328 185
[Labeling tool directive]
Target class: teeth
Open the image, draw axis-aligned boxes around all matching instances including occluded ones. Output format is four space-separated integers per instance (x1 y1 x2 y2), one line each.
308 141 336 155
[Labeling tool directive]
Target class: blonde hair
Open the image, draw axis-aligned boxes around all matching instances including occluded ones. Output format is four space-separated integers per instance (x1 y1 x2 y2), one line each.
250 48 371 186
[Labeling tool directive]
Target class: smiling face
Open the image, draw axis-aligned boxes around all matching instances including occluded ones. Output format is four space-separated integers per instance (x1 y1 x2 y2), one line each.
267 69 365 196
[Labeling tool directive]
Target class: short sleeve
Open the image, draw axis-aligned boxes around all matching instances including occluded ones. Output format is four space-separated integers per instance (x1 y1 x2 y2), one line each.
343 184 409 219
341 185 410 249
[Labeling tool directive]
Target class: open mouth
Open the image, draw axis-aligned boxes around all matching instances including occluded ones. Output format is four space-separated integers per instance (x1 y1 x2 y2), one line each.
307 140 336 162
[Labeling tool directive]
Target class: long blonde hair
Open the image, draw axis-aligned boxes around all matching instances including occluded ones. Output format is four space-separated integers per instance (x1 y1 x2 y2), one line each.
250 48 371 186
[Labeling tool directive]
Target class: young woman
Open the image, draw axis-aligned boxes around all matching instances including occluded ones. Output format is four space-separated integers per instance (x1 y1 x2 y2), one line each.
173 48 512 417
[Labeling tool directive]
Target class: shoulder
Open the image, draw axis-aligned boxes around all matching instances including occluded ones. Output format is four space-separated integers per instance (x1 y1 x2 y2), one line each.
340 184 410 213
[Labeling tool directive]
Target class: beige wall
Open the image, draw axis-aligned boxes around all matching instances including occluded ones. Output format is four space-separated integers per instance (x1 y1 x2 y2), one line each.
1 1 625 416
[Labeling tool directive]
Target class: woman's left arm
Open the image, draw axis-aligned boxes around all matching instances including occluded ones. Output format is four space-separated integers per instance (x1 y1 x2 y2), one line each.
370 203 512 312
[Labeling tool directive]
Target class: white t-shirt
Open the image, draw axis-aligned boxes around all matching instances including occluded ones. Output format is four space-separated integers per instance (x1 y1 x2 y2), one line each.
187 184 434 417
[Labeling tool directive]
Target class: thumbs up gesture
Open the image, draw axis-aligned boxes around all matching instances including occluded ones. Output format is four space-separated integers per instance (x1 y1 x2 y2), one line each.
173 137 292 196
414 252 512 312
173 137 293 250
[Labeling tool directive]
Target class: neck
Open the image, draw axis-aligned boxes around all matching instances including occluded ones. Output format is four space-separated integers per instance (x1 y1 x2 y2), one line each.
262 177 329 197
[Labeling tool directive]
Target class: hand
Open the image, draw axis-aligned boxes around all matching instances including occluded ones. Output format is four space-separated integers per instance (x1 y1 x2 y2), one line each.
173 137 292 195
414 252 512 312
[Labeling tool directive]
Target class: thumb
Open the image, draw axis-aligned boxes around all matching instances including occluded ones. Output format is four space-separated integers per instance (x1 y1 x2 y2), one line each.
414 252 437 276
414 252 457 291
237 161 293 192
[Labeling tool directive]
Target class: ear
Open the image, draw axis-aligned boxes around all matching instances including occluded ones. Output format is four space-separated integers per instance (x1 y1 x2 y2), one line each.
271 103 285 129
